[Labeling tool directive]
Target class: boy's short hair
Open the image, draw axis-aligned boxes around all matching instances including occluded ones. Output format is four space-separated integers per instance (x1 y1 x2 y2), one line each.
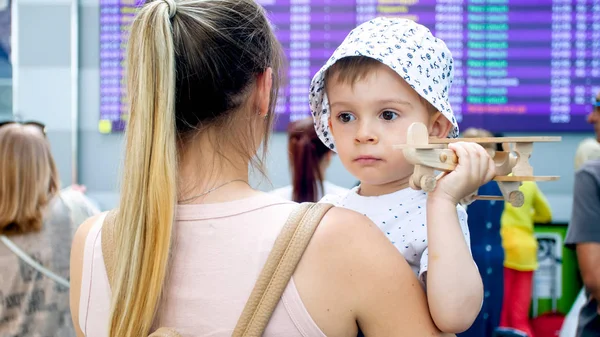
324 56 438 116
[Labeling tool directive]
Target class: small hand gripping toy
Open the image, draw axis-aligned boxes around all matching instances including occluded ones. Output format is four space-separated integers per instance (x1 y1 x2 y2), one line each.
394 122 561 207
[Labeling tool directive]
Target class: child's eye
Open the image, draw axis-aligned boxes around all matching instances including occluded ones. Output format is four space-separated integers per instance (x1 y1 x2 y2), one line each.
337 112 356 123
380 110 398 121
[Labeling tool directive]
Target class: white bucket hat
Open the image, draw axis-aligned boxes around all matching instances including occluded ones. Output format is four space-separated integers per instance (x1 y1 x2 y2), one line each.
309 17 459 152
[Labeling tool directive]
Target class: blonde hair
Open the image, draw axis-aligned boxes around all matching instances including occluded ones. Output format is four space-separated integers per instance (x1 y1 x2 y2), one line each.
575 138 600 170
109 0 283 335
0 124 59 235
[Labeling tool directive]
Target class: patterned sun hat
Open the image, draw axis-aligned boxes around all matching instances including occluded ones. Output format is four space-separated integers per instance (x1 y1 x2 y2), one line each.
309 17 459 151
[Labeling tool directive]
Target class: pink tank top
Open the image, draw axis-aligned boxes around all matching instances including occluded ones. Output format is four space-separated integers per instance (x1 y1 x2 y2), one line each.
78 193 326 337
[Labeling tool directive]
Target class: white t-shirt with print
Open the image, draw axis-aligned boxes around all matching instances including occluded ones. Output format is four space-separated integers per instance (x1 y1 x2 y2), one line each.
320 186 470 283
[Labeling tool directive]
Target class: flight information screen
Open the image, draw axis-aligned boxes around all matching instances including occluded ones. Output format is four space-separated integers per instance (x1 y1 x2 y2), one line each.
100 0 600 133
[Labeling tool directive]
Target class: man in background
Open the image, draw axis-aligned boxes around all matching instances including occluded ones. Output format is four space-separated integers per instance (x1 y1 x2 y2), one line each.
565 91 600 336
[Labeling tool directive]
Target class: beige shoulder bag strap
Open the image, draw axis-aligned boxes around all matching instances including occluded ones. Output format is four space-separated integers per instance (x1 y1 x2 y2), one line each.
101 202 333 337
232 202 333 337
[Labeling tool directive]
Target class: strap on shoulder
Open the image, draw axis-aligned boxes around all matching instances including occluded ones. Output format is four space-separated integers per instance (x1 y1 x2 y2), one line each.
232 202 334 337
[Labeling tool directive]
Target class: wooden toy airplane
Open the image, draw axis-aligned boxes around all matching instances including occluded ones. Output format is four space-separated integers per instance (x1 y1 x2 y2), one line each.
393 123 561 207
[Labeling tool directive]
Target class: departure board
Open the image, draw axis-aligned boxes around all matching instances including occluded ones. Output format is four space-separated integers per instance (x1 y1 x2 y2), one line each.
100 0 600 133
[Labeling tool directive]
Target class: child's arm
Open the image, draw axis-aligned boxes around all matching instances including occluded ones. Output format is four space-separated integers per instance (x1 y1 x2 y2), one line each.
425 142 495 333
425 199 482 333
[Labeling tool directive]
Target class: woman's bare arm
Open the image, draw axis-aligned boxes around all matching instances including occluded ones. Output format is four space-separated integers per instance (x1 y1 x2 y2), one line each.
70 214 104 337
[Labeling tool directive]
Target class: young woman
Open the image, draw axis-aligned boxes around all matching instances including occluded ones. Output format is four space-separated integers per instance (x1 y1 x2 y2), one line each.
69 1 452 336
0 122 98 336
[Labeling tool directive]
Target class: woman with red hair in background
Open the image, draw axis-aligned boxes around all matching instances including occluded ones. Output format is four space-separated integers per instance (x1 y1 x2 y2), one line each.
271 117 349 202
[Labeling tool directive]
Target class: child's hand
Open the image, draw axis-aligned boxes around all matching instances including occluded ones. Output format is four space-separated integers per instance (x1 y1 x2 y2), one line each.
430 142 495 205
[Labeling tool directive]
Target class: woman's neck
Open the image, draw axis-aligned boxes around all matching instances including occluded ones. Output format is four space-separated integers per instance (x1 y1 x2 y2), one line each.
177 138 257 204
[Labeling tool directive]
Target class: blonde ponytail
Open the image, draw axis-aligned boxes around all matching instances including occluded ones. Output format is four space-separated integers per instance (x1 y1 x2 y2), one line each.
108 1 177 336
103 0 285 334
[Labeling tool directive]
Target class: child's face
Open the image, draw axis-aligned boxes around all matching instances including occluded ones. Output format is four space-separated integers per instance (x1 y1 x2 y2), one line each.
327 64 442 187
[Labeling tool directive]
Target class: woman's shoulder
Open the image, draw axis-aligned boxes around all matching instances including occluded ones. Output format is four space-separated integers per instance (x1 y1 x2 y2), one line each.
310 206 400 267
72 212 108 250
70 211 108 337
296 205 445 336
70 212 109 283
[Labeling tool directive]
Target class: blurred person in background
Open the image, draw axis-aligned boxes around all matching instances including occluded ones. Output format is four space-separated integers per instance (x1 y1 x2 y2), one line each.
271 117 349 202
458 127 506 337
498 171 552 336
564 92 600 336
574 137 600 171
560 135 600 337
0 121 99 336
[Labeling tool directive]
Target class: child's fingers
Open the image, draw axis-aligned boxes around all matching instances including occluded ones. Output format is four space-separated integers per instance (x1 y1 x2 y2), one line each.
463 142 495 185
468 142 485 178
473 144 496 182
448 142 471 172
474 144 492 181
451 141 481 175
485 155 496 182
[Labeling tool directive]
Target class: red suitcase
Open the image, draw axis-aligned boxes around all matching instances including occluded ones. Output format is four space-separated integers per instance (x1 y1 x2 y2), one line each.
531 311 565 337
530 239 565 337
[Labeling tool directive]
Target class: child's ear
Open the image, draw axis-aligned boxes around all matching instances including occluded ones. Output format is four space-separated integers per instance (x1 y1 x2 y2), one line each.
428 111 453 139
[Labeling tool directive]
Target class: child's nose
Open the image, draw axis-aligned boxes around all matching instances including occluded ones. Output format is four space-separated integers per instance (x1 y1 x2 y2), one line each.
355 124 379 144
